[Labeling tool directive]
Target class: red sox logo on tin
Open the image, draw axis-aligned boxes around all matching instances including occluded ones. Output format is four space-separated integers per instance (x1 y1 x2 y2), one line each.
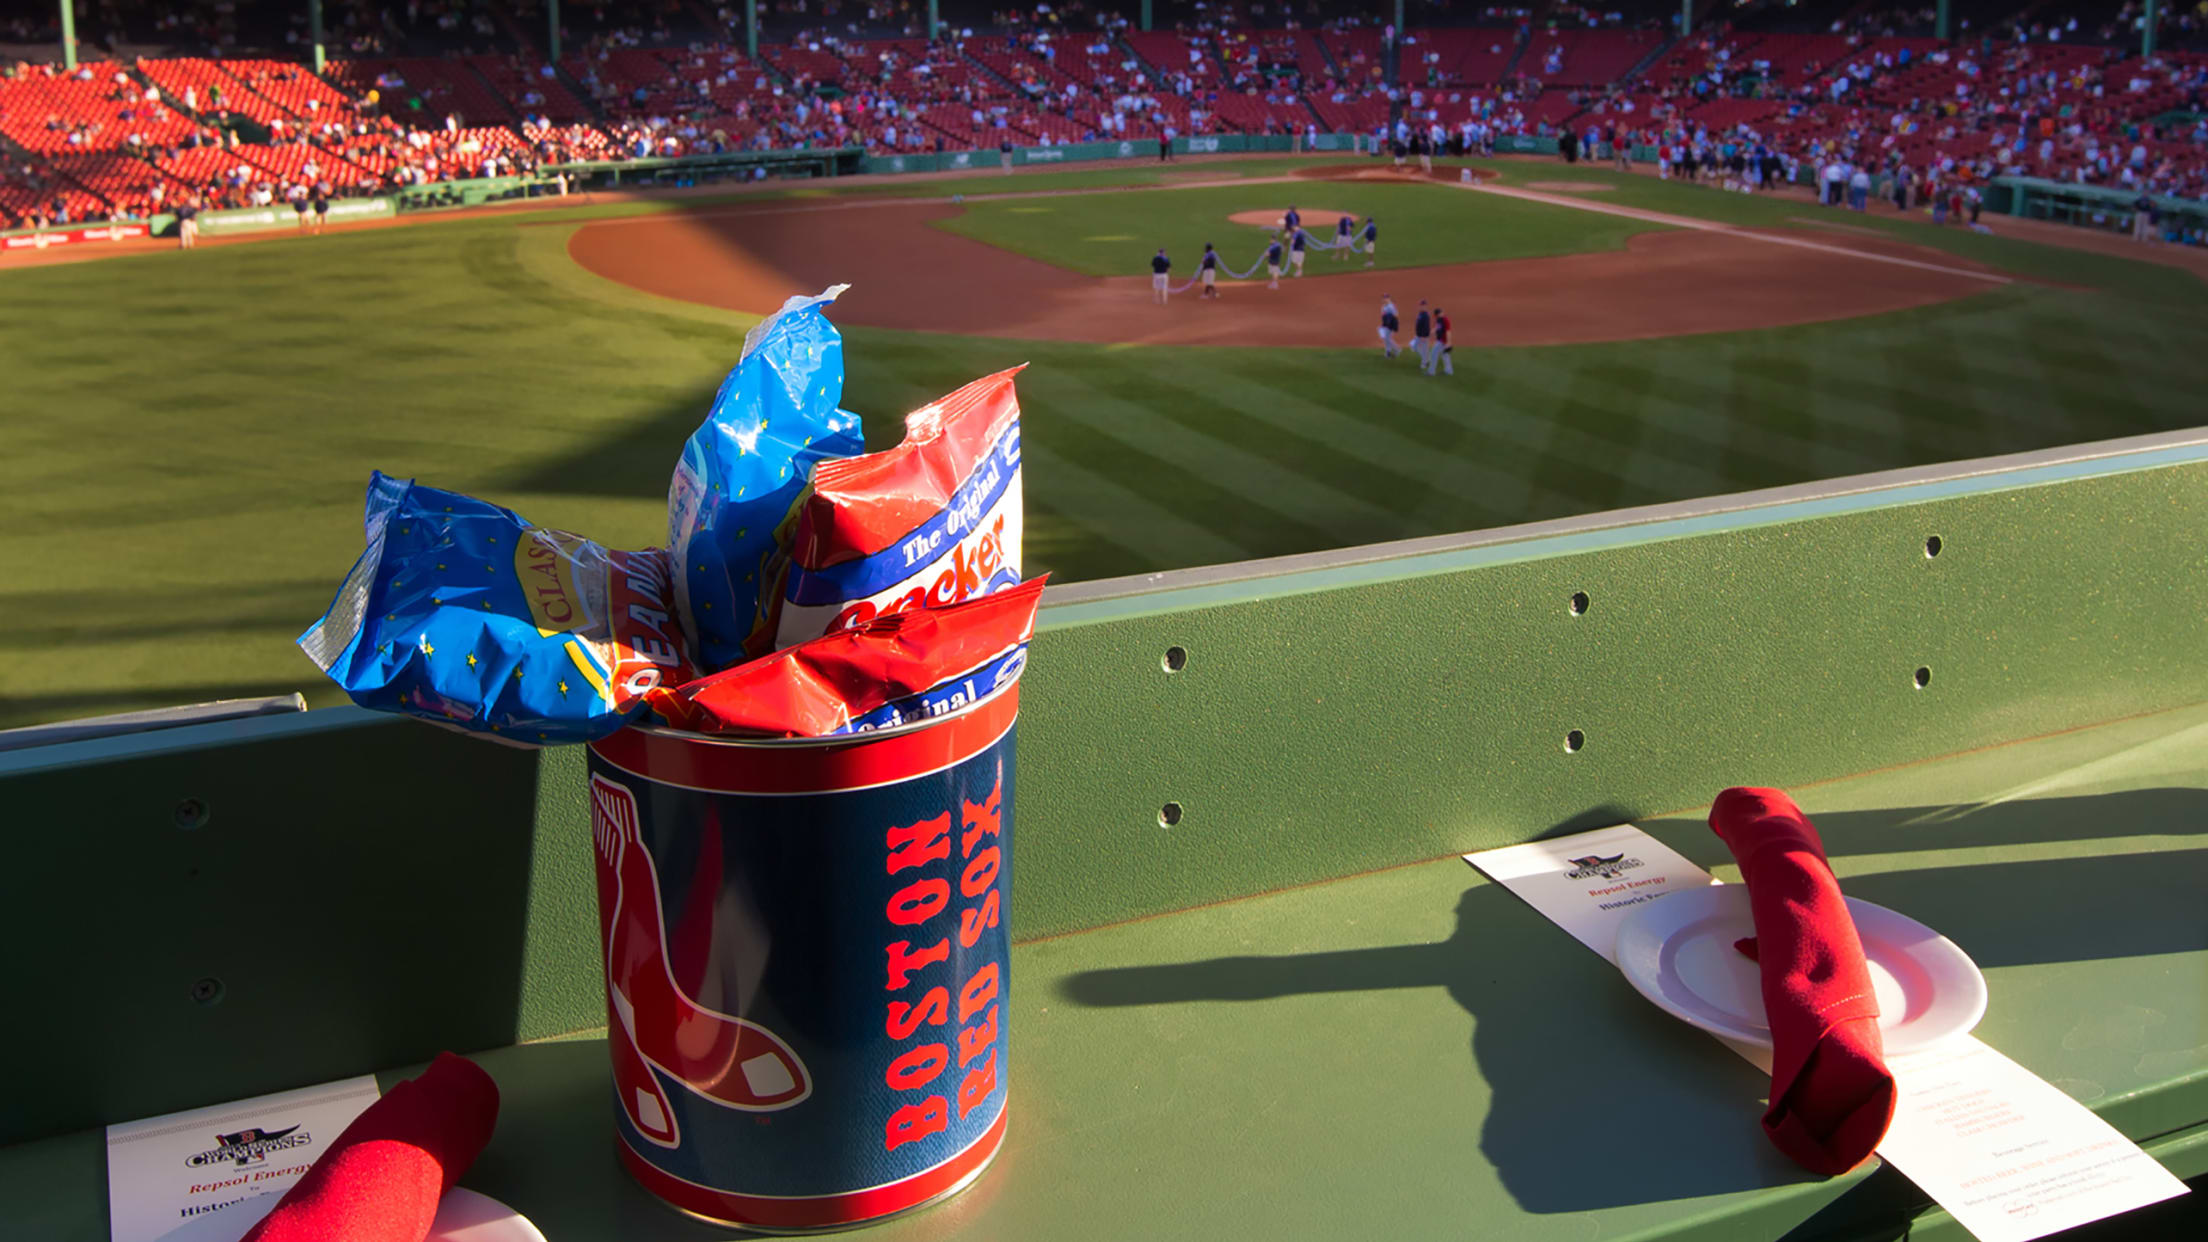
590 774 812 1150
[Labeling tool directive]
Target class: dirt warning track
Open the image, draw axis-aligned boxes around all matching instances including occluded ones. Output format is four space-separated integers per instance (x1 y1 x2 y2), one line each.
565 192 2004 349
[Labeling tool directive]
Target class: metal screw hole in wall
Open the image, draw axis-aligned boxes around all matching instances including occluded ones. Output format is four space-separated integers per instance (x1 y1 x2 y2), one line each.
1925 535 1944 558
1914 667 1934 689
1162 646 1188 673
190 977 224 1006
1158 802 1184 828
1564 730 1586 754
173 798 209 830
1568 591 1590 616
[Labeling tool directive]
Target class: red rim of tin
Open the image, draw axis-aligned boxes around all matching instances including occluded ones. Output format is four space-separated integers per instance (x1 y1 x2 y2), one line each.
617 1101 1009 1231
589 681 1019 795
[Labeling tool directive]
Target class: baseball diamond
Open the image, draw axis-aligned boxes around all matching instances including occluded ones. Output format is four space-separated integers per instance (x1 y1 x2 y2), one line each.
5 144 2207 731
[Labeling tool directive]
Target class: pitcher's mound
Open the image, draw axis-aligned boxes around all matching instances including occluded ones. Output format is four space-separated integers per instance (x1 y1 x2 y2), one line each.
1227 207 1356 229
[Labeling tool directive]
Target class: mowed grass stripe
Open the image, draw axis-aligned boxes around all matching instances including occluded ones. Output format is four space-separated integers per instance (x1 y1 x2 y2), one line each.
1463 367 1736 506
1041 361 1409 547
1267 356 1651 510
1018 444 1250 572
1100 362 1476 531
1565 357 1849 489
1024 402 1340 554
1217 360 1575 529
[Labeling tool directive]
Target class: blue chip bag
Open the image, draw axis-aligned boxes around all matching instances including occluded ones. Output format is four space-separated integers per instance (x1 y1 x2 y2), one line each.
298 471 695 745
668 284 867 670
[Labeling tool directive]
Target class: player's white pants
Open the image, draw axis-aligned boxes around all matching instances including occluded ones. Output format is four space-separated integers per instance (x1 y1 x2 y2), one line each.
1152 273 1169 303
1377 327 1397 356
1290 251 1305 275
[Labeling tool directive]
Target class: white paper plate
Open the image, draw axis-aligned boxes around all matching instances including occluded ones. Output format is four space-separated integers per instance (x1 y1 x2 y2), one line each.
154 1186 545 1242
1612 885 1986 1054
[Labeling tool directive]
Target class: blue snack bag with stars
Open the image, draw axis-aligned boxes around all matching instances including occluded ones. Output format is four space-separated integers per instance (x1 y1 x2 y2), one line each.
668 284 866 671
298 471 696 745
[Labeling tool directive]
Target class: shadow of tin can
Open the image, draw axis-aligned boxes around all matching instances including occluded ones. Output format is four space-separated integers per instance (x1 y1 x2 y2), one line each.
583 683 1017 1230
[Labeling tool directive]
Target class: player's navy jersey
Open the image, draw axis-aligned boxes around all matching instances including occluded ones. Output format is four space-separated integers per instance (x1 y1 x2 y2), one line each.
1290 230 1306 252
1336 216 1353 235
1362 221 1378 240
1380 307 1399 330
1415 311 1432 337
1266 242 1283 263
1151 253 1170 274
1201 250 1218 270
1284 210 1300 230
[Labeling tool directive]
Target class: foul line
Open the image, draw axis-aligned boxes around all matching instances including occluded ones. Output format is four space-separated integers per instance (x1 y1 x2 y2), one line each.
1463 181 2013 285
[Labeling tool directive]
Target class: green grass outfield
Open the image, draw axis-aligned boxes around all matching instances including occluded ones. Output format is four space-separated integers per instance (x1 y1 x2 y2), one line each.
3 157 2205 728
933 181 1656 276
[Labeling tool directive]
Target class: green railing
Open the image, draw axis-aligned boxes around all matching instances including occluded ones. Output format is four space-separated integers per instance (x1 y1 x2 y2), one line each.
1993 174 2208 237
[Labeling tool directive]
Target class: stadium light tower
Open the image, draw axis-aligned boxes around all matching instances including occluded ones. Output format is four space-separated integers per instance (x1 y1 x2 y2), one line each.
2144 0 2158 56
310 0 325 72
748 0 759 58
58 0 75 70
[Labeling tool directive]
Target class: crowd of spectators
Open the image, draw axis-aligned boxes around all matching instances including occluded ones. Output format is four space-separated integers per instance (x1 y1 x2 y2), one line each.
4 1 2206 231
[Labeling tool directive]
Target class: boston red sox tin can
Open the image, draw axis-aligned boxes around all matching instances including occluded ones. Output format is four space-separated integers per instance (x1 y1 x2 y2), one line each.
583 684 1017 1230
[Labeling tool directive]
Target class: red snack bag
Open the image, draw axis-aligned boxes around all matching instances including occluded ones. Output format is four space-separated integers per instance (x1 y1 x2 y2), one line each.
652 576 1046 737
764 367 1025 650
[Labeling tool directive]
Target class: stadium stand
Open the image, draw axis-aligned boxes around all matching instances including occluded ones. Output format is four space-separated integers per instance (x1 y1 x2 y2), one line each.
3 1 2207 230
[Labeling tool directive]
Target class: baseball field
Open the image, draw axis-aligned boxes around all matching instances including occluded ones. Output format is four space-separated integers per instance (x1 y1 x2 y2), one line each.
5 152 2206 730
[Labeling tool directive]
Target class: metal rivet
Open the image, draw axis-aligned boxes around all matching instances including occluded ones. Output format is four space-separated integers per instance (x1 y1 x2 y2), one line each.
190 977 225 1006
1158 801 1184 828
174 798 210 830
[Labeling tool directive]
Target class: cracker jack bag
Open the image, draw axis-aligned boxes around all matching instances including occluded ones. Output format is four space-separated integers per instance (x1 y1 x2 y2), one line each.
650 576 1046 737
298 471 695 745
769 366 1025 648
669 285 867 670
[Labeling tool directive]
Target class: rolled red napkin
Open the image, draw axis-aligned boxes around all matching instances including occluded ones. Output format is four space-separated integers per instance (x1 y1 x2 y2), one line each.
241 1052 500 1242
1709 787 1897 1175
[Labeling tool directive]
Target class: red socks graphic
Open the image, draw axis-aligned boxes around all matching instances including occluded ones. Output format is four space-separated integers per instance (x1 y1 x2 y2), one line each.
591 777 810 1131
241 1053 498 1242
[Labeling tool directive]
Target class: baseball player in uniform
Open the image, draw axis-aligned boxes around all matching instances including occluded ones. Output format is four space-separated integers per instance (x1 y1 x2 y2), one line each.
1377 295 1400 357
1360 216 1378 267
1424 307 1454 376
1151 247 1171 304
1199 243 1220 298
1412 300 1433 369
1288 226 1308 277
1334 213 1354 261
1264 236 1284 289
1283 205 1301 236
